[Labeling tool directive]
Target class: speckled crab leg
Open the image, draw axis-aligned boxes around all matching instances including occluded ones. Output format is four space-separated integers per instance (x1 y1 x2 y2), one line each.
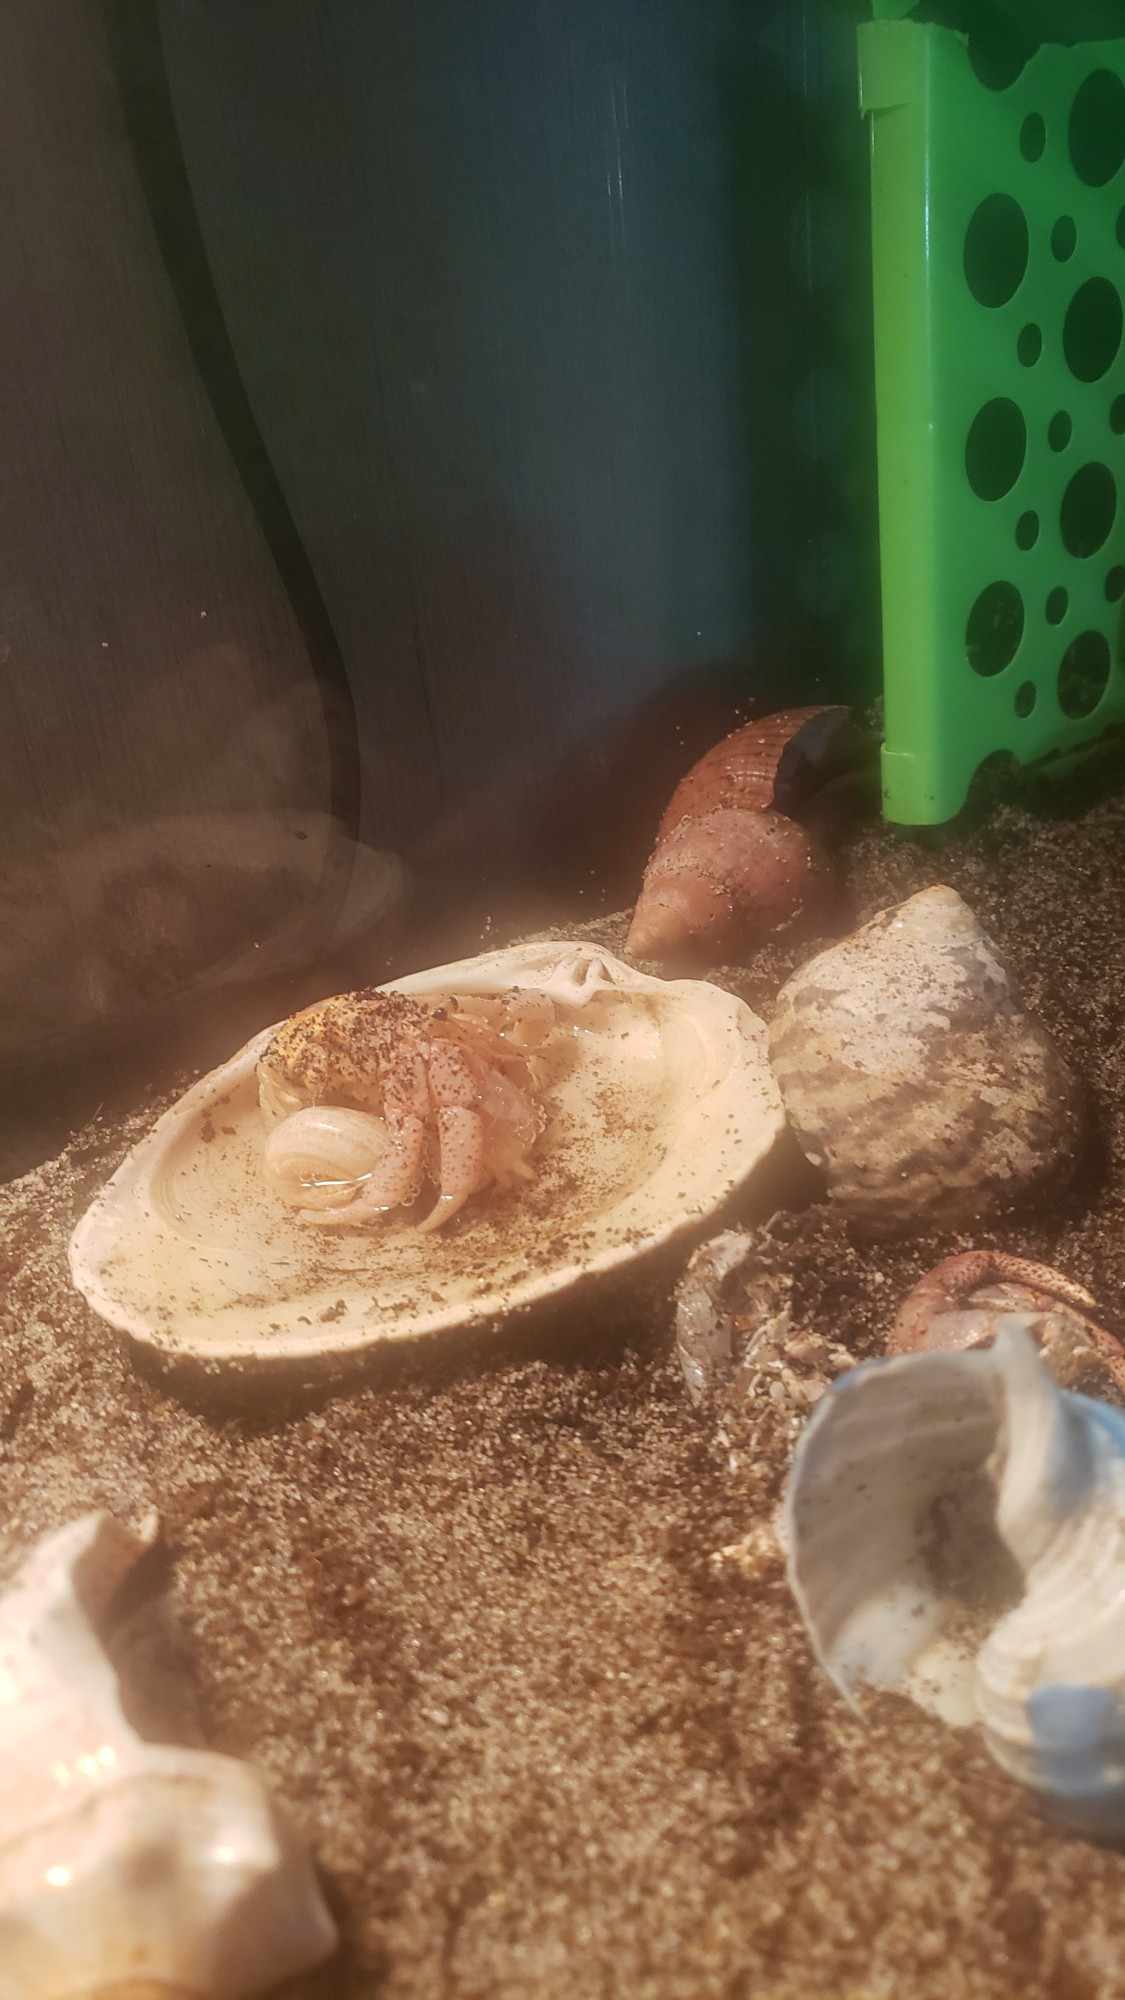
890 1251 1097 1351
417 1041 489 1233
418 1106 487 1233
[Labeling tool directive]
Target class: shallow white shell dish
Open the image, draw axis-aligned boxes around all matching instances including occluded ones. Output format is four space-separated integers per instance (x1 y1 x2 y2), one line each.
69 940 784 1371
785 1320 1125 1833
0 1512 336 1998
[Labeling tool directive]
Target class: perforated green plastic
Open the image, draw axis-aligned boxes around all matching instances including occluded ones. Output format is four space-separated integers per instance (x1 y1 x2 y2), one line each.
861 19 1125 823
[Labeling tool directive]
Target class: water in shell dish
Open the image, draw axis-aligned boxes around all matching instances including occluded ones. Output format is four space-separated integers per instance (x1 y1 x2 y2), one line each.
0 1512 336 1997
69 941 784 1371
785 1321 1125 1833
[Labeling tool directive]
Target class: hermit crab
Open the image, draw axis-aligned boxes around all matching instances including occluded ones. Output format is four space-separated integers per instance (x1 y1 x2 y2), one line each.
887 1249 1125 1401
256 984 555 1231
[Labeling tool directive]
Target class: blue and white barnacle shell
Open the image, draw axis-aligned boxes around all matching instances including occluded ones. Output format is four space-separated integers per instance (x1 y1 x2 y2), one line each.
784 1319 1125 1834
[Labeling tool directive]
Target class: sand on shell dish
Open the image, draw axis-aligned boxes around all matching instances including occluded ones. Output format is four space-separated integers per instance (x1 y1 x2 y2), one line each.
68 940 785 1373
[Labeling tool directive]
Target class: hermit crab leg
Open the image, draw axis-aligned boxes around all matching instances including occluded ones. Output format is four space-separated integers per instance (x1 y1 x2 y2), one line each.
451 988 556 1050
473 1067 541 1189
418 1106 489 1233
417 1041 489 1232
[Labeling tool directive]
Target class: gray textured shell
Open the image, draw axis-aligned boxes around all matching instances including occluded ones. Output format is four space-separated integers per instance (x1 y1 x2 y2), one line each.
767 886 1081 1234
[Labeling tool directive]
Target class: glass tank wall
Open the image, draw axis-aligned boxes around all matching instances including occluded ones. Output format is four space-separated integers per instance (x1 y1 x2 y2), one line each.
0 0 876 1172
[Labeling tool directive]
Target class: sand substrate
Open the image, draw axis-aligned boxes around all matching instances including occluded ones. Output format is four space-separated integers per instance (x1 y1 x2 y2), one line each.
6 777 1125 1998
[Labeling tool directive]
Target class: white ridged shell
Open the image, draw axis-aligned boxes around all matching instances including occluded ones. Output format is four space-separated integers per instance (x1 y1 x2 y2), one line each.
262 1104 390 1208
785 1321 1125 1831
68 940 786 1373
0 1514 336 1998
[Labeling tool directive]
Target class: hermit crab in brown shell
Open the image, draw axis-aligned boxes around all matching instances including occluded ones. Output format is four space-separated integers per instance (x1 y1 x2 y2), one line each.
626 705 867 965
887 1249 1125 1400
256 984 556 1231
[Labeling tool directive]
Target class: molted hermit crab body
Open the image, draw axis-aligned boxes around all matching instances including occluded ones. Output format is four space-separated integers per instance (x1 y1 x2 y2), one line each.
257 986 555 1230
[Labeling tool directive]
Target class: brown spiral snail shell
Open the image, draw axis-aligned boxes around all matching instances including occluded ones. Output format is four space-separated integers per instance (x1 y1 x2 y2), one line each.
626 706 854 964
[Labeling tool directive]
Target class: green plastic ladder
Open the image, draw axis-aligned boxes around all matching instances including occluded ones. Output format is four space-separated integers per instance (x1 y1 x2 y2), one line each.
863 6 1125 821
